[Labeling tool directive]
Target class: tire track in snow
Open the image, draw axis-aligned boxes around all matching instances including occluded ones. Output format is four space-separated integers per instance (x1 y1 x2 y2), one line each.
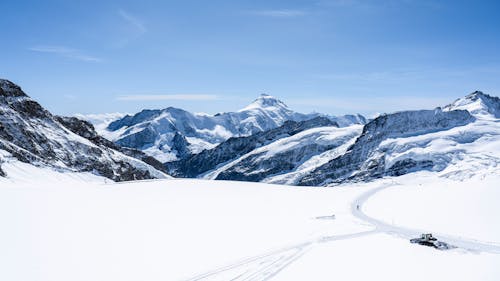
184 181 500 281
352 183 500 254
182 231 375 281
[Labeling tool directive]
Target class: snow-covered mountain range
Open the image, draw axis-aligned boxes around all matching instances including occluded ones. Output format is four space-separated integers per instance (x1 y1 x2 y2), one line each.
166 116 340 178
0 79 168 181
1 78 499 186
97 94 366 162
165 91 499 186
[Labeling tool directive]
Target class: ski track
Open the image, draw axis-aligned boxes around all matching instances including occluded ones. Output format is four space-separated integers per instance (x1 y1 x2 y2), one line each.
183 181 500 281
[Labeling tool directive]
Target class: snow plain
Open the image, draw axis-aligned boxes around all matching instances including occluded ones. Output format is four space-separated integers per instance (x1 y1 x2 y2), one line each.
1 160 499 281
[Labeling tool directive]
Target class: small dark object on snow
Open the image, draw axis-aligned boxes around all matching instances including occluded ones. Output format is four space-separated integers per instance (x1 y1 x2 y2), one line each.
315 214 336 220
410 233 455 250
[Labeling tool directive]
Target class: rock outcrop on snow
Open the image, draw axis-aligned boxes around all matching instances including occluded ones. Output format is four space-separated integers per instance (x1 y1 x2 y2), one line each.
166 116 338 178
55 116 168 173
0 79 168 181
298 108 475 186
211 124 361 182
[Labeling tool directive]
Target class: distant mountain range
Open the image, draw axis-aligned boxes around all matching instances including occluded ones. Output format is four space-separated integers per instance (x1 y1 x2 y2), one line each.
164 92 500 185
1 78 499 186
97 94 366 162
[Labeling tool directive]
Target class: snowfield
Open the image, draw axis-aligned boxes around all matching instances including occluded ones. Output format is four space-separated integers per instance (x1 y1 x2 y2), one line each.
1 161 500 281
365 175 500 243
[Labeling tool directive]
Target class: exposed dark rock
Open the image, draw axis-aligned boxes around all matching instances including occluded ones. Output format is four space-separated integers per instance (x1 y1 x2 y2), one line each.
167 116 337 178
55 115 168 174
171 132 191 159
108 109 163 131
215 144 330 182
116 126 158 149
55 116 120 149
0 79 166 181
298 109 475 186
0 79 27 97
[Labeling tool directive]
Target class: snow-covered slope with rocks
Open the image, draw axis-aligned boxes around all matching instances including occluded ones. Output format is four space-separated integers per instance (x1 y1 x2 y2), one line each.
299 92 500 186
0 79 169 181
74 112 127 136
167 116 338 178
444 90 500 118
206 125 363 183
299 109 475 186
102 94 366 162
165 91 500 186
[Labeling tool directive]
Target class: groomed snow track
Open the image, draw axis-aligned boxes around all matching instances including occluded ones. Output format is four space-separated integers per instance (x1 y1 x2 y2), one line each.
183 181 500 281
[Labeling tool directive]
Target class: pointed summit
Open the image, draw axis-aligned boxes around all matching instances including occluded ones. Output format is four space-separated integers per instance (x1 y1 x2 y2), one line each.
444 91 500 118
240 94 289 112
0 79 27 97
463 90 487 100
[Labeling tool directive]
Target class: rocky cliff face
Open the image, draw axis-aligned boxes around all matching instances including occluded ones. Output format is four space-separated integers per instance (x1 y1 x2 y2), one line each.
0 79 168 181
298 108 475 186
166 116 338 178
55 116 167 173
211 124 360 182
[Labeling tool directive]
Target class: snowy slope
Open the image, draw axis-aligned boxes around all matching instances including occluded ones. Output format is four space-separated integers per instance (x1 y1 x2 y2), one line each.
299 107 481 186
1 164 499 281
263 125 363 185
365 175 500 243
0 79 169 181
444 91 500 119
102 94 366 162
205 125 363 183
297 91 500 186
167 91 499 186
167 117 338 178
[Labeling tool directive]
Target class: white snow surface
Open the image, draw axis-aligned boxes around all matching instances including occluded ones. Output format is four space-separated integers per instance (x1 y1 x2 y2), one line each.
1 160 500 281
365 175 500 243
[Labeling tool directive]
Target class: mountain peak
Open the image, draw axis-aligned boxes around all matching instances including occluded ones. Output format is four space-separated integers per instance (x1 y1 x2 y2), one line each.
465 90 491 101
0 79 27 98
241 94 289 111
444 91 500 118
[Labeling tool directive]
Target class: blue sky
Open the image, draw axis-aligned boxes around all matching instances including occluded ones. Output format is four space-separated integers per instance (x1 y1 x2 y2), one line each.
1 0 499 117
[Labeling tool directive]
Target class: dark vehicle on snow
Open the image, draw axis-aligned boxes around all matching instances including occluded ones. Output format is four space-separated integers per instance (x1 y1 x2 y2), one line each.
410 233 455 250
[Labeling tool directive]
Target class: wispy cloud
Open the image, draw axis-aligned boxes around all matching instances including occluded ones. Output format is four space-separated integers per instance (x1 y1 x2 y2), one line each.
116 94 218 101
317 0 360 6
316 0 371 9
64 94 77 100
248 9 306 18
29 46 101 62
118 9 147 33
